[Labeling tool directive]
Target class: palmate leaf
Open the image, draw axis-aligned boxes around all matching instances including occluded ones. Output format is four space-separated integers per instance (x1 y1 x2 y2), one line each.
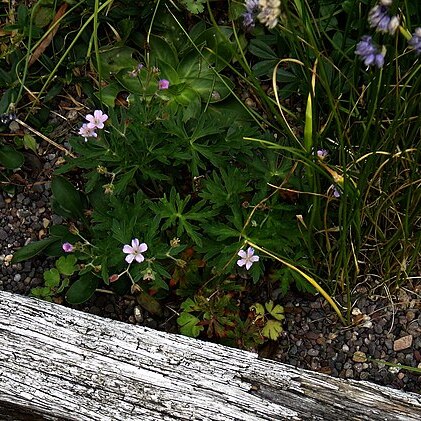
202 222 240 241
262 320 284 341
265 300 285 321
149 188 214 246
56 255 77 276
177 311 204 337
199 168 251 209
180 0 206 14
43 268 60 288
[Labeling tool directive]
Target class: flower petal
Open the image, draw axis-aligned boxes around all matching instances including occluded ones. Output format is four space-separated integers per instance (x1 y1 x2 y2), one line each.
138 243 148 253
123 245 133 254
135 254 145 263
237 250 247 258
237 258 246 267
131 238 140 249
246 247 255 257
125 254 134 264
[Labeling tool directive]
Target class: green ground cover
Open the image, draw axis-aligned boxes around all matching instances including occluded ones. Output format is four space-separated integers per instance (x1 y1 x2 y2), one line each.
1 0 420 349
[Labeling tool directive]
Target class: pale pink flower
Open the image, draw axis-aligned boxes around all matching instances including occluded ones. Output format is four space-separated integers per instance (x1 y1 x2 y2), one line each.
78 123 97 142
86 110 108 130
123 239 148 264
237 247 259 270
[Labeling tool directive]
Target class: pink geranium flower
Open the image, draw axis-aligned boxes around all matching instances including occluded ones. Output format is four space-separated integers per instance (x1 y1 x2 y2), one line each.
78 123 97 142
237 247 259 270
123 239 148 264
86 110 108 130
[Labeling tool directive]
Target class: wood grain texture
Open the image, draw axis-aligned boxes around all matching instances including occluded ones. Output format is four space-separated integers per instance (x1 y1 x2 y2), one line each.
0 290 420 420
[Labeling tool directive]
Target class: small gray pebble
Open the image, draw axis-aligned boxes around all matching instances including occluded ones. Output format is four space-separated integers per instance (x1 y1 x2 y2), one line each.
360 372 370 380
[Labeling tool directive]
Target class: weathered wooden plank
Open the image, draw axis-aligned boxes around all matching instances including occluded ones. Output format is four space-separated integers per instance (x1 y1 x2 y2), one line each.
0 290 420 420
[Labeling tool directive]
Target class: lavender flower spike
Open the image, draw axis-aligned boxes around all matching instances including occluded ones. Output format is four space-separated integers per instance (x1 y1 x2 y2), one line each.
368 4 400 35
408 28 421 55
243 0 260 31
355 36 385 69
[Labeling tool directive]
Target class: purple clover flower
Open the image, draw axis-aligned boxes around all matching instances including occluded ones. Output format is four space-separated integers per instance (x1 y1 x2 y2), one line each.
355 36 385 69
408 28 421 55
317 149 328 160
332 185 341 198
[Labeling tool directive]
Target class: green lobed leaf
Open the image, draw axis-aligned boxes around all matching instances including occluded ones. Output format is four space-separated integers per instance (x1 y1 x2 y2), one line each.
56 255 77 276
265 301 285 321
44 268 60 288
262 320 284 340
30 287 53 300
177 311 204 337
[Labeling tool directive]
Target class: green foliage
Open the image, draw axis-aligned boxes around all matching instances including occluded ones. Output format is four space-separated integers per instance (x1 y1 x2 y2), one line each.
250 301 285 341
8 0 421 346
0 145 24 169
177 289 266 349
65 274 98 305
12 237 61 264
30 255 77 301
178 0 207 14
51 176 86 219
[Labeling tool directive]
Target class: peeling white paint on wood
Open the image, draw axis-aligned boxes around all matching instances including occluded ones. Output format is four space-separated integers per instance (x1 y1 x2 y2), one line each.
0 290 420 420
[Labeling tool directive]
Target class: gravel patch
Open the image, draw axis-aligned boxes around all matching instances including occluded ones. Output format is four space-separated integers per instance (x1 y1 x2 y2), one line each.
273 291 421 393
